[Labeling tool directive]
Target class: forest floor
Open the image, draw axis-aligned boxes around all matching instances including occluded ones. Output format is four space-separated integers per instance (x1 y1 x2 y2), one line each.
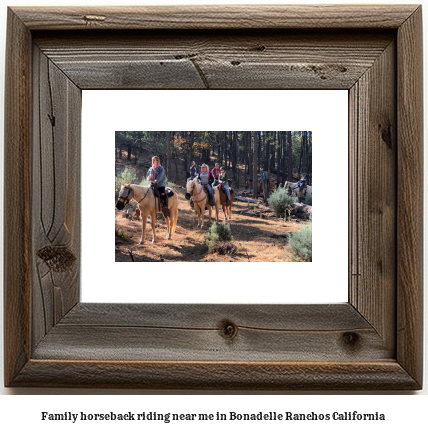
115 183 309 263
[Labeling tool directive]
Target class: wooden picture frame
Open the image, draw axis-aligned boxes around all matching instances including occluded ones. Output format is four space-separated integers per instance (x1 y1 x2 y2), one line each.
4 5 423 389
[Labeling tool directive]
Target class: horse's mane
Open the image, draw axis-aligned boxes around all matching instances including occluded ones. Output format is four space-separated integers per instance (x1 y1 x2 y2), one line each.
130 183 150 192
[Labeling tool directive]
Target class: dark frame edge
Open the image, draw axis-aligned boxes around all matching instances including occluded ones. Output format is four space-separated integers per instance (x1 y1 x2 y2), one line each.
10 359 421 390
4 7 33 387
396 5 424 388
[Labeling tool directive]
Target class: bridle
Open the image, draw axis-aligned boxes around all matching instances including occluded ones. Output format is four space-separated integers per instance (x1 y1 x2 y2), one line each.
117 185 134 207
188 179 207 203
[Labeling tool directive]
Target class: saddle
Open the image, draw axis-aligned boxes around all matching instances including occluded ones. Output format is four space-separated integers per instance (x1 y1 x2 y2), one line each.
151 184 174 217
219 184 233 195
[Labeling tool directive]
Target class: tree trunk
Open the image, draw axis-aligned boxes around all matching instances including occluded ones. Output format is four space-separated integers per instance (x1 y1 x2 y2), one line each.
247 131 252 178
287 131 293 181
224 131 228 168
264 131 270 171
173 151 178 183
235 196 261 204
166 131 171 180
232 131 238 186
271 131 277 174
252 132 259 199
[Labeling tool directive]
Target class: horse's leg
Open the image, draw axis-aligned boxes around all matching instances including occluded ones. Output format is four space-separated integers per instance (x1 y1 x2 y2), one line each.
201 204 206 228
195 205 200 227
207 201 212 226
151 210 157 243
165 215 171 239
139 214 147 244
212 191 219 223
171 205 178 235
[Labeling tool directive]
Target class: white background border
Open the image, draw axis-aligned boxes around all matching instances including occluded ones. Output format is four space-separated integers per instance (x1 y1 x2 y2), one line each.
82 90 348 304
0 0 426 407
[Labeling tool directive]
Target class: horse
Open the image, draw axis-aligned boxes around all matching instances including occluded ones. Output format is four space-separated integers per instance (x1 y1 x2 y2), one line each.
246 178 276 193
116 183 178 244
217 179 234 220
284 181 312 198
186 177 220 228
245 178 261 193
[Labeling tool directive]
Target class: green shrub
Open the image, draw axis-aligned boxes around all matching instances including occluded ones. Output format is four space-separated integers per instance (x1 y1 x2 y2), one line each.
205 221 233 253
268 187 298 218
304 193 312 205
289 221 312 262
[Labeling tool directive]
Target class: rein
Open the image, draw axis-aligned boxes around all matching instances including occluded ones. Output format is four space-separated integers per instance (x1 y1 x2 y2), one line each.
119 185 152 209
190 183 207 203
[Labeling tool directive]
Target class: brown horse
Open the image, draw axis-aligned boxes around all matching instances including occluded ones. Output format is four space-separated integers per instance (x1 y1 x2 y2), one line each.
217 180 234 220
246 178 276 193
186 177 219 228
116 183 178 244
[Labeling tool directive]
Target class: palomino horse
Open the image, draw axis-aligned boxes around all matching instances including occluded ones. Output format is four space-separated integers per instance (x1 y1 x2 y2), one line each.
186 177 219 228
217 180 234 221
116 183 178 244
284 181 312 198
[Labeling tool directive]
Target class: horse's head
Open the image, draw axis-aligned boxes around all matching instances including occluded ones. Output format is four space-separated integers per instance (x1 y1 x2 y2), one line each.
186 177 199 193
116 183 134 210
185 177 195 200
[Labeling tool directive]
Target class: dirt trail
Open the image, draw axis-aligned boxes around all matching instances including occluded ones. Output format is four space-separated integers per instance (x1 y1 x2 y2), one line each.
115 185 308 262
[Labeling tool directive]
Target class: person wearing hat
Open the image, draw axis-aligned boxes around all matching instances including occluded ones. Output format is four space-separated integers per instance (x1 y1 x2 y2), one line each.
189 160 198 180
218 166 231 206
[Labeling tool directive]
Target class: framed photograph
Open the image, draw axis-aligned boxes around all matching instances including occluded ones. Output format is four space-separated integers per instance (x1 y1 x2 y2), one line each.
4 5 423 389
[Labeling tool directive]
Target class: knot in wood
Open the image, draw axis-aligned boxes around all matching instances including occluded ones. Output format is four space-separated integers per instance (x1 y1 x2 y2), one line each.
83 15 106 23
37 245 76 272
341 332 361 350
219 320 238 340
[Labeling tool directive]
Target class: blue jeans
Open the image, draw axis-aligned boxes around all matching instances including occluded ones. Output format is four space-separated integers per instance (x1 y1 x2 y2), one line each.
223 184 230 200
203 184 213 200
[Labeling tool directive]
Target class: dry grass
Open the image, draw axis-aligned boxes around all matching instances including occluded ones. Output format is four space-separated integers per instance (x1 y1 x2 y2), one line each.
115 185 308 262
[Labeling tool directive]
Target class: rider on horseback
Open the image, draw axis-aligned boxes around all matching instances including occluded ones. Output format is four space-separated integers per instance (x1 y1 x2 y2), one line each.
189 160 198 180
211 162 221 183
147 156 168 213
197 163 215 206
218 166 231 206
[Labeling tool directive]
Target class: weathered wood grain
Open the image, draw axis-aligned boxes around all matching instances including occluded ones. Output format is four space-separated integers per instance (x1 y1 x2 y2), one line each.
349 40 396 352
12 361 419 390
4 8 32 389
34 31 394 89
4 5 423 390
12 5 419 30
60 303 369 329
396 6 423 387
32 46 81 348
32 303 391 362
